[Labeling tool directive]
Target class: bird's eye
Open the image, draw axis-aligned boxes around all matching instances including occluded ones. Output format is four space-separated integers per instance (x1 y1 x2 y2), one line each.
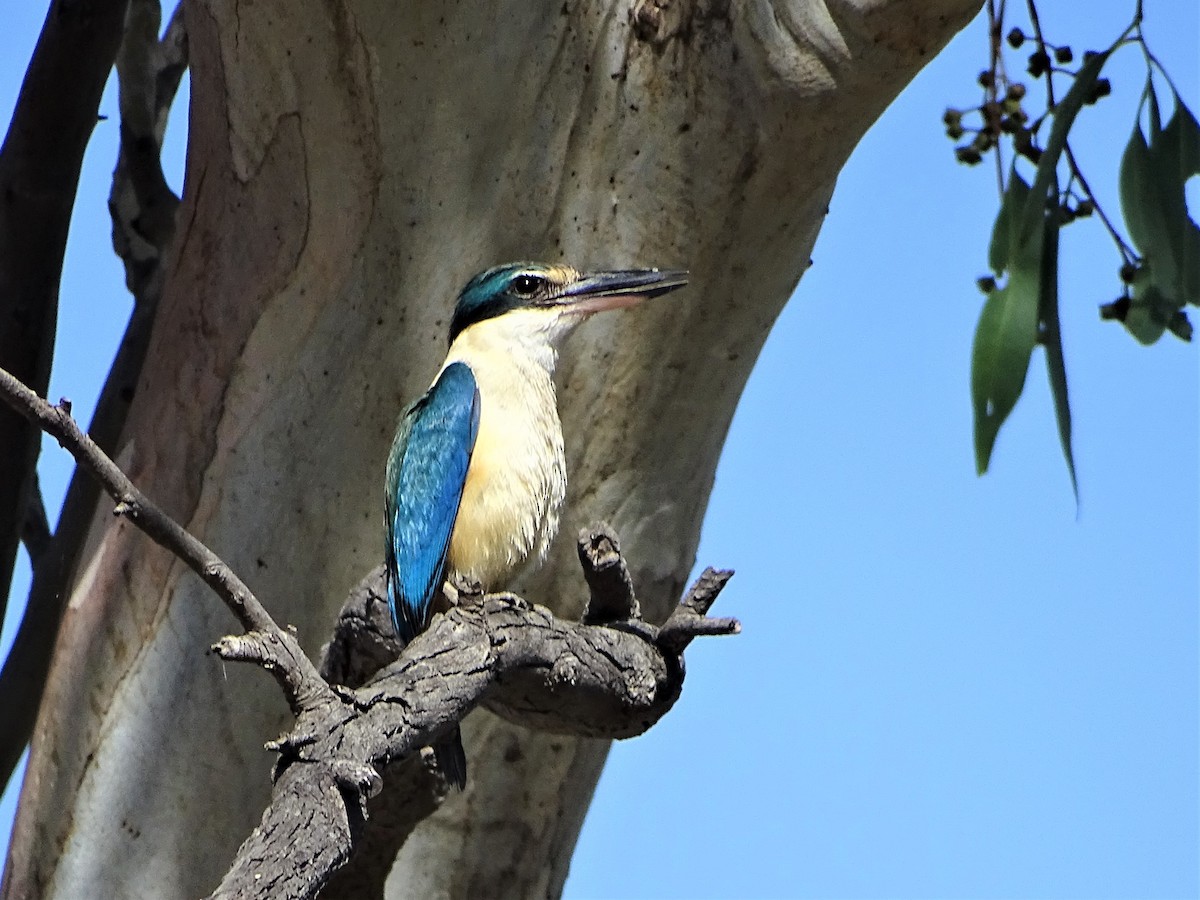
511 274 543 296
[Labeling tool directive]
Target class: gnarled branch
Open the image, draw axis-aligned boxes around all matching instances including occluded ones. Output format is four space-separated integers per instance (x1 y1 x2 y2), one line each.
0 363 737 900
211 561 734 900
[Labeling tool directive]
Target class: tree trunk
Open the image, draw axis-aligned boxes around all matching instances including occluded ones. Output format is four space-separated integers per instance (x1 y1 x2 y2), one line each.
3 1 980 897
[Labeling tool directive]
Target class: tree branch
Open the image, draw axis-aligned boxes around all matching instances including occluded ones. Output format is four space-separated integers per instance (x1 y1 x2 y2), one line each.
578 523 640 624
110 0 186 306
0 0 191 794
0 362 736 899
211 565 734 900
314 566 455 898
0 0 130 646
0 365 327 713
19 473 51 568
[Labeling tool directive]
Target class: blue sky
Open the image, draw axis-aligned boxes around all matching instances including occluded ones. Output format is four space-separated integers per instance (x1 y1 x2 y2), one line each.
2 2 1197 898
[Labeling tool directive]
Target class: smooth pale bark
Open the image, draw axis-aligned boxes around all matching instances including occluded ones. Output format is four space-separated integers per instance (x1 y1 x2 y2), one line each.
4 1 980 897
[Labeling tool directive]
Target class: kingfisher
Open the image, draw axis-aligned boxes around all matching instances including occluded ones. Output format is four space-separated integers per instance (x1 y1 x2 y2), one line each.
385 262 687 787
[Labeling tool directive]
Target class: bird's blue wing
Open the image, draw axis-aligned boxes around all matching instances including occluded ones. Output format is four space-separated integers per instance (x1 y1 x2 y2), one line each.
385 362 480 644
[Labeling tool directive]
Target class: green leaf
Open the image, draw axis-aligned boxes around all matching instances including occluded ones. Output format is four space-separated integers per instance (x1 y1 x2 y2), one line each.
1158 94 1200 304
1165 93 1200 175
1037 205 1077 502
988 171 1031 274
1147 76 1163 138
1119 119 1160 259
1118 85 1200 341
972 189 1044 475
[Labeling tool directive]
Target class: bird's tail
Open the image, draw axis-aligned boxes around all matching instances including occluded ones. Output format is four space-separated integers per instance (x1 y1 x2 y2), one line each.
432 726 467 790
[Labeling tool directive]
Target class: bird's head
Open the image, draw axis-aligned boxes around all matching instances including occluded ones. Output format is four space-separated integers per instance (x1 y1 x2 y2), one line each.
448 262 688 347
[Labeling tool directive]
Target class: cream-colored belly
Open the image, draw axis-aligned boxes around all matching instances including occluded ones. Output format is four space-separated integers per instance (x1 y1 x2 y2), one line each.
444 357 566 589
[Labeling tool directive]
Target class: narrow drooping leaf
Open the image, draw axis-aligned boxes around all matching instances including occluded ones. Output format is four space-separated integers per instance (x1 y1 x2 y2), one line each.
973 50 1102 477
971 278 1041 474
1165 92 1200 174
1147 76 1163 138
1119 119 1160 260
1037 200 1077 502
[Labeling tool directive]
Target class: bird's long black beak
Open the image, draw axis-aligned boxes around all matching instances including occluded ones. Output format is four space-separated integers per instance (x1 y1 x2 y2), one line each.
557 268 689 313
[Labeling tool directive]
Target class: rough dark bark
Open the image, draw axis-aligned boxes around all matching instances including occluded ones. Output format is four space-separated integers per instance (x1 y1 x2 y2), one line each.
209 564 733 900
315 567 452 898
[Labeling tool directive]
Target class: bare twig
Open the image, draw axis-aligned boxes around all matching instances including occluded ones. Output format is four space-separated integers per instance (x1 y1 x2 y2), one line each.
657 568 739 654
986 0 1006 193
0 365 328 714
320 565 398 689
1063 143 1136 262
317 757 444 899
314 567 458 897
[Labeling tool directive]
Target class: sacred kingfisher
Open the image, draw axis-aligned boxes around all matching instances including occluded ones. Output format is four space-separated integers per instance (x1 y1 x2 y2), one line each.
385 262 687 787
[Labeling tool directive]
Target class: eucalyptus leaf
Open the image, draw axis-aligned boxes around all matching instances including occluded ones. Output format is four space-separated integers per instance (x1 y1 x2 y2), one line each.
1159 95 1200 303
1118 85 1200 340
1165 94 1200 175
1147 76 1163 138
1037 205 1077 501
1119 122 1160 261
1183 222 1200 306
1166 310 1194 341
972 184 1044 475
989 172 1031 274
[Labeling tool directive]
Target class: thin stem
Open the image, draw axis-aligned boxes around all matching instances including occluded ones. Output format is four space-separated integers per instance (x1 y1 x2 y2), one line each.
0 366 283 640
1062 168 1078 202
1144 48 1184 99
1063 143 1138 262
1025 0 1056 108
987 0 1006 192
1022 0 1138 264
0 364 334 716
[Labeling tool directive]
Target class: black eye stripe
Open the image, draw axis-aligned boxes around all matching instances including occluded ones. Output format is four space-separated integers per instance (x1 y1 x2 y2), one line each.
449 265 563 343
